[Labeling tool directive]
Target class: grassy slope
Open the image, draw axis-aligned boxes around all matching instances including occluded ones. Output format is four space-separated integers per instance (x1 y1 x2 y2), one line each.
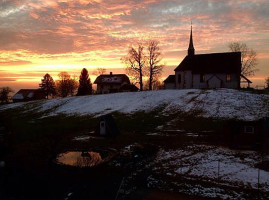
0 90 268 199
1 88 268 167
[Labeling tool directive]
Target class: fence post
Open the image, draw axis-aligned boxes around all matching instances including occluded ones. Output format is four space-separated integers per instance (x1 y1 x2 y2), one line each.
217 160 220 181
258 168 260 192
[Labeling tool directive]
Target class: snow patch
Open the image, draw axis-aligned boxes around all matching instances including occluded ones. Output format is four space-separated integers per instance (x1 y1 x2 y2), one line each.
155 145 269 191
1 89 268 121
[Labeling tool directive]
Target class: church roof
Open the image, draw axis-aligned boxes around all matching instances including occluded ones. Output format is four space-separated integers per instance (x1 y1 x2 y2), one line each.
188 25 195 56
174 52 241 74
164 75 175 83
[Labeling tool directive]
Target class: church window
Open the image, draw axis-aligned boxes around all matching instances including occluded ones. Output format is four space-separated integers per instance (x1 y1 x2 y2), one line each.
226 74 231 82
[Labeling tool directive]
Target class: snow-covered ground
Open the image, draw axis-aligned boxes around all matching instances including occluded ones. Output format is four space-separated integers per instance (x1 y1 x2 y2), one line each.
155 145 269 192
1 89 268 120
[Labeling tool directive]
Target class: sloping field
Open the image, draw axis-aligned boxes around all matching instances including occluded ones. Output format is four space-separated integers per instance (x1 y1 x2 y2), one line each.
1 89 268 120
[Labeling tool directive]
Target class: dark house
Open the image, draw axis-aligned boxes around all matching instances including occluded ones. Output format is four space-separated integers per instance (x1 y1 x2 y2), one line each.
164 26 251 89
119 84 139 92
12 89 46 103
226 118 269 150
94 72 136 94
95 115 120 137
164 75 176 89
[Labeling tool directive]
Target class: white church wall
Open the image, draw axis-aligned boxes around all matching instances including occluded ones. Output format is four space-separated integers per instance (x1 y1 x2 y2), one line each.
183 73 240 89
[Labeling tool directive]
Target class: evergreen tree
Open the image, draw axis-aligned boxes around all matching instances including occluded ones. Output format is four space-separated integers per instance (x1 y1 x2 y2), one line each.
39 73 56 99
77 68 92 96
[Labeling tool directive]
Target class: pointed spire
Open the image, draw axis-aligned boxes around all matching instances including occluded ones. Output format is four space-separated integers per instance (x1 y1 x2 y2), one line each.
188 22 195 56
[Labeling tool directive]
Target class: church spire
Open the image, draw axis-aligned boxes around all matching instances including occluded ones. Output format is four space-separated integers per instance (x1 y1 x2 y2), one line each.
188 23 195 56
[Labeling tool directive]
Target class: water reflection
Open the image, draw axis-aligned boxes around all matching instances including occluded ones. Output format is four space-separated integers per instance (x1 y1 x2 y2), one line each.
57 151 103 167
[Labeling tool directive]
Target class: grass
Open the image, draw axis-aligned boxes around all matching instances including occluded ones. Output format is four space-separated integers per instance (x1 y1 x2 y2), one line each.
1 102 268 200
0 103 228 169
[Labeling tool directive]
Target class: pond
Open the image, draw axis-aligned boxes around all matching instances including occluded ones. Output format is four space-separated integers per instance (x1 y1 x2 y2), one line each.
56 151 105 168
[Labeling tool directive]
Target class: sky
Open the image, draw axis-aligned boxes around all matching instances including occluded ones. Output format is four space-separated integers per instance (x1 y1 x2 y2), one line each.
0 0 269 91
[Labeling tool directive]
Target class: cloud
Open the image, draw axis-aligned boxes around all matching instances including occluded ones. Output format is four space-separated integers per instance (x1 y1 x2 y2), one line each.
0 0 268 76
0 59 32 66
0 78 16 82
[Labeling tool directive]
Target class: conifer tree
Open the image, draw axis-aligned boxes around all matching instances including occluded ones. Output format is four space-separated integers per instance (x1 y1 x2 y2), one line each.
39 73 56 99
77 68 92 96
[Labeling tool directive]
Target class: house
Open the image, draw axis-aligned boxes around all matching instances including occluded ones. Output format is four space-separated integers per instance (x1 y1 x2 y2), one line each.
12 89 46 103
164 26 251 89
164 75 176 89
226 118 269 150
119 83 139 92
95 114 120 137
94 72 137 94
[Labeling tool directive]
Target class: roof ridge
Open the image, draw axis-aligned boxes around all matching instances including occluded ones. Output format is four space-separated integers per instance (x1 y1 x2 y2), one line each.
195 52 241 56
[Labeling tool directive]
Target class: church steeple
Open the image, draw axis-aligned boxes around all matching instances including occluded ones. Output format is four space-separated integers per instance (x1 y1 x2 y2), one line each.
188 23 195 56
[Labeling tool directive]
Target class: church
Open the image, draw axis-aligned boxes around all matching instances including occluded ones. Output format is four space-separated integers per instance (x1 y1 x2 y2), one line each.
164 27 250 89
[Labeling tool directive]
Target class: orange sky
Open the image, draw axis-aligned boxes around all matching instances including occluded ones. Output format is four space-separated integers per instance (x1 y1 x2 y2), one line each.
0 0 269 92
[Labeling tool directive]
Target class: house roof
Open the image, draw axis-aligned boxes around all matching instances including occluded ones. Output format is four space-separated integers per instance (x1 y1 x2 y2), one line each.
174 52 241 74
94 74 130 84
240 74 252 83
12 89 44 100
164 75 175 83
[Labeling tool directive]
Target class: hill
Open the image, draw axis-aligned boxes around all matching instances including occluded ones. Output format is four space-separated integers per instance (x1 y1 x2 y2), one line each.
1 89 268 121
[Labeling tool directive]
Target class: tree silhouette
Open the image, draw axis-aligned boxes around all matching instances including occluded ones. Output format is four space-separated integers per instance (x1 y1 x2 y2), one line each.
229 42 258 77
39 73 56 99
0 87 13 104
93 68 107 76
56 72 78 97
122 43 145 91
265 77 269 89
147 40 164 90
77 68 92 96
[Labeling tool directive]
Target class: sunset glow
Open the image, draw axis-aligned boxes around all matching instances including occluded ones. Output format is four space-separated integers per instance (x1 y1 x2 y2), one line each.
1 0 269 91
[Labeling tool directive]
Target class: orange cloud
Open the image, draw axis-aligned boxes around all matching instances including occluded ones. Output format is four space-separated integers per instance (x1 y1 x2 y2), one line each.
0 0 268 90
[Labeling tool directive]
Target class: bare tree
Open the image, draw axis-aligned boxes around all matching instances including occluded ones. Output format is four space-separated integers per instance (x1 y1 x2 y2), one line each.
56 72 78 97
0 87 13 104
93 68 107 76
228 42 258 77
265 77 269 89
144 78 164 90
69 75 79 96
152 80 164 90
147 40 164 90
122 43 145 91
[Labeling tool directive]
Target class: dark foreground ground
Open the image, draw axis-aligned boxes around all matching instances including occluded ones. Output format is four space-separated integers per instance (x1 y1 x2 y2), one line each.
0 106 268 200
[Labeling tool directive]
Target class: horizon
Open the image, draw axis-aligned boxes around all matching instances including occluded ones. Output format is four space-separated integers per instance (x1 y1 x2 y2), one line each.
1 0 269 92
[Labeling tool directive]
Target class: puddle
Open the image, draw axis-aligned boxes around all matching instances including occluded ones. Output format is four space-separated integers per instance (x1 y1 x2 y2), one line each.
57 151 105 167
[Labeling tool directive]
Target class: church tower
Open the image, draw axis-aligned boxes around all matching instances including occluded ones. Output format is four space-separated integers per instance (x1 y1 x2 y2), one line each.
188 25 195 56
